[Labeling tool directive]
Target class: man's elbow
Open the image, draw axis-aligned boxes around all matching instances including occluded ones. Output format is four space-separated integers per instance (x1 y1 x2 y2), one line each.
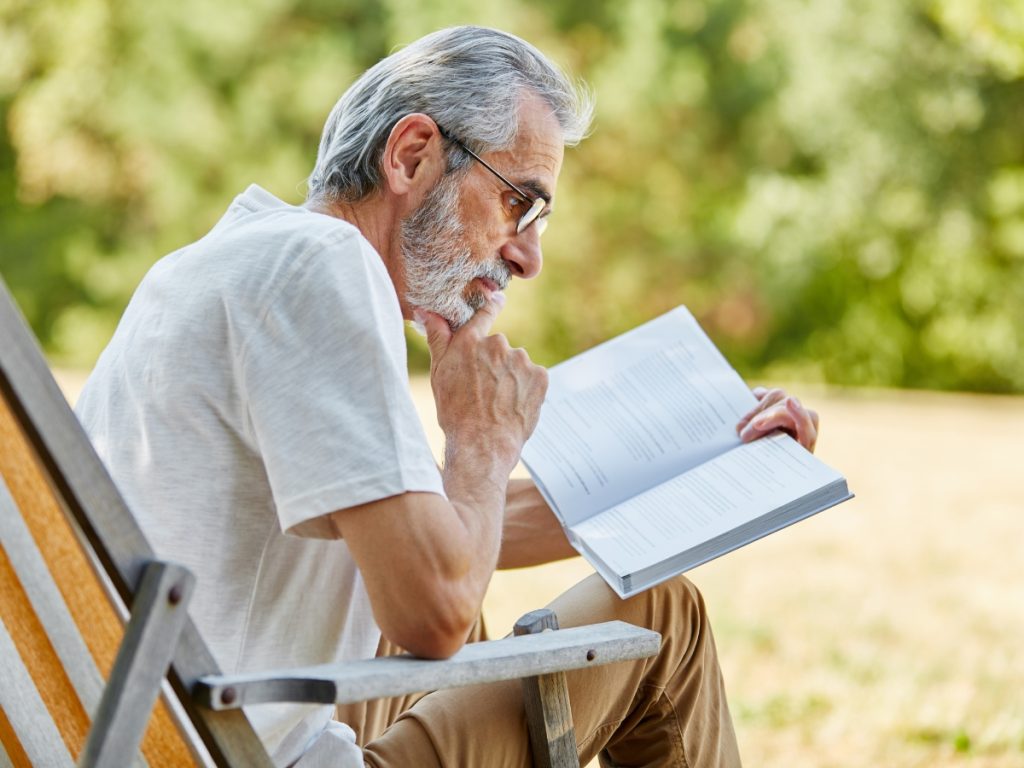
399 628 468 660
386 601 476 659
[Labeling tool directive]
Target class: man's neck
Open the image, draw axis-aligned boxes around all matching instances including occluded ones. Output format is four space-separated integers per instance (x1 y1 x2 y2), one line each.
305 195 410 319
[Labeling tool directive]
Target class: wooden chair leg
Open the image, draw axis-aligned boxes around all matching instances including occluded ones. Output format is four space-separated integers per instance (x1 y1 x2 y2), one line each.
79 560 194 768
513 609 581 768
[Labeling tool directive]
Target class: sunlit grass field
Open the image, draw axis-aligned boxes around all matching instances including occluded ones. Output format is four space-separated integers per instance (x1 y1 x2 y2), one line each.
58 372 1024 766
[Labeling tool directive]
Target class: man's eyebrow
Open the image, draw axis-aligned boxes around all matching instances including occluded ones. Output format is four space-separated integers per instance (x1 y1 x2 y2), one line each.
519 179 552 206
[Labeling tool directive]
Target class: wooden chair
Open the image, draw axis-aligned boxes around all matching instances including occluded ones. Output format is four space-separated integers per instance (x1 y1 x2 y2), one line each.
0 277 661 768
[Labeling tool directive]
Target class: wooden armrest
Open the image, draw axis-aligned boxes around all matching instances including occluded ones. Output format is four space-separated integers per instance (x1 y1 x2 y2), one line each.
194 620 660 710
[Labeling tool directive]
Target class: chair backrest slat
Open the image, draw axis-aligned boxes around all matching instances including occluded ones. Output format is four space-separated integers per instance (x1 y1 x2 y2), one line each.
0 278 272 766
0 408 166 765
0 617 76 767
0 706 30 768
0 741 18 768
0 717 28 768
0 479 107 720
0 478 151 768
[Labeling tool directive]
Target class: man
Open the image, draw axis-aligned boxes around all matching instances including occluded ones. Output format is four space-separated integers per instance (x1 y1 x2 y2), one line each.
77 26 819 767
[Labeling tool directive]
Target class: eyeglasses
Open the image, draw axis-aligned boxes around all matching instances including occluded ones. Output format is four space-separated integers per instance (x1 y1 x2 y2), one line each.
439 128 549 236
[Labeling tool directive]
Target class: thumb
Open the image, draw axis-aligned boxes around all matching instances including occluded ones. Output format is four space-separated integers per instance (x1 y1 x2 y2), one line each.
416 309 453 361
461 291 505 339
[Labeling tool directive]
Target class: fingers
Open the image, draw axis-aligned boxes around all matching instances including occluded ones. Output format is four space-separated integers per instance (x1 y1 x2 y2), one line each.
417 309 453 364
736 387 786 433
460 292 505 339
417 292 507 363
425 294 546 471
785 398 819 452
737 394 819 453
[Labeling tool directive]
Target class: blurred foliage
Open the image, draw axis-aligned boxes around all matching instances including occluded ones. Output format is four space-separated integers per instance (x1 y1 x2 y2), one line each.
1 0 1023 392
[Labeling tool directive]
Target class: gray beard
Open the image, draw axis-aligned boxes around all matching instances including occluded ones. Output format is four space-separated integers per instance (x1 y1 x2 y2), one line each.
400 173 510 329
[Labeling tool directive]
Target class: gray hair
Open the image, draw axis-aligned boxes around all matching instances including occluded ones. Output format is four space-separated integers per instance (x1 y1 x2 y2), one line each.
306 26 593 204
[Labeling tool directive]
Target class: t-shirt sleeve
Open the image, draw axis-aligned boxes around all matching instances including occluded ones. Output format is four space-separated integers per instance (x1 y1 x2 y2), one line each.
237 228 444 538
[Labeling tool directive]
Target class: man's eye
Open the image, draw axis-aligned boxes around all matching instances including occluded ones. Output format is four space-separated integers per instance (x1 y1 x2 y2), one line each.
507 194 527 212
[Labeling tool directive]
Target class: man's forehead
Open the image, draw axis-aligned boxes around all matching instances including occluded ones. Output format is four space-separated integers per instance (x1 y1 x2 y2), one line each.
503 102 565 203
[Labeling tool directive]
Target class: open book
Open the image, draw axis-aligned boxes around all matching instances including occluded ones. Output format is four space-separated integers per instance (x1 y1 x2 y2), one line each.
521 307 853 598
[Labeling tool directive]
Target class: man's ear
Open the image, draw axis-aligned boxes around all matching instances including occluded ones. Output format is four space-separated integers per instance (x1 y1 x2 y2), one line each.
381 114 445 202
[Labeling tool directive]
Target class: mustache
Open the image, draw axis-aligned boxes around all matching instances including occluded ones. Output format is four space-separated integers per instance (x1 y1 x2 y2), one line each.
475 259 512 291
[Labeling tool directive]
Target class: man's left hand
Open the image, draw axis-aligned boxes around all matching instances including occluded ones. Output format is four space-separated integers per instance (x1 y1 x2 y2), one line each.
736 386 819 453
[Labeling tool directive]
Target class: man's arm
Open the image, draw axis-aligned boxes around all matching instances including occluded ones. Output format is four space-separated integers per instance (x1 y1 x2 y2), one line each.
332 478 571 656
497 478 577 570
331 297 547 659
330 486 504 660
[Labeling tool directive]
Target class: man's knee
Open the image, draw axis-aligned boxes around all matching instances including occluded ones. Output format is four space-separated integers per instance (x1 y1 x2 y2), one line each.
620 576 724 699
554 573 710 651
620 575 707 633
647 577 711 663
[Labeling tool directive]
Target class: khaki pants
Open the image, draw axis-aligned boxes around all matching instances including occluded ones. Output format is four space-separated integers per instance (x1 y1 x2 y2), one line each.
341 574 742 767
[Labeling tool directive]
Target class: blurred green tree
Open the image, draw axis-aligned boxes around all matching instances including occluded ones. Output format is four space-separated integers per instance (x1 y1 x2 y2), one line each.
1 0 1022 391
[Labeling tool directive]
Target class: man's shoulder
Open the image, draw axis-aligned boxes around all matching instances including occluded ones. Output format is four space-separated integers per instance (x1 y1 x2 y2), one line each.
216 189 369 269
214 193 401 347
168 188 390 313
110 188 397 368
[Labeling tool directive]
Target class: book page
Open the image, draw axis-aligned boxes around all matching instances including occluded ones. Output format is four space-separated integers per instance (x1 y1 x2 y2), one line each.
571 433 844 577
522 307 757 526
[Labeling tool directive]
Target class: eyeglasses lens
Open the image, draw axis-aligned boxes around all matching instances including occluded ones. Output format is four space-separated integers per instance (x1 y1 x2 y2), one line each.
517 197 548 235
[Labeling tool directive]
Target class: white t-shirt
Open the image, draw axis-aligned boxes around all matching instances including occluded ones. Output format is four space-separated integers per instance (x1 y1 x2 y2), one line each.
76 185 445 766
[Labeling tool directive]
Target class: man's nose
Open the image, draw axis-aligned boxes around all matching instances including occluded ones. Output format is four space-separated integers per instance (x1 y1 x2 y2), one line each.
500 226 543 280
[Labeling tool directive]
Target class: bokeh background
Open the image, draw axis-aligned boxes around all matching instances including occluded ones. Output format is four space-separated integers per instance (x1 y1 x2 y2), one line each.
4 0 1023 765
4 0 1023 388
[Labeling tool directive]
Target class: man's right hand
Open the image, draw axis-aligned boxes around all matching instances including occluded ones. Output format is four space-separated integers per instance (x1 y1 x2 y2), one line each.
331 297 547 660
418 294 548 476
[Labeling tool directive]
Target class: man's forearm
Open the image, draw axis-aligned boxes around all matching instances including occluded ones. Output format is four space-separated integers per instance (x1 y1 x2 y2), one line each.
498 478 578 569
440 440 509 592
